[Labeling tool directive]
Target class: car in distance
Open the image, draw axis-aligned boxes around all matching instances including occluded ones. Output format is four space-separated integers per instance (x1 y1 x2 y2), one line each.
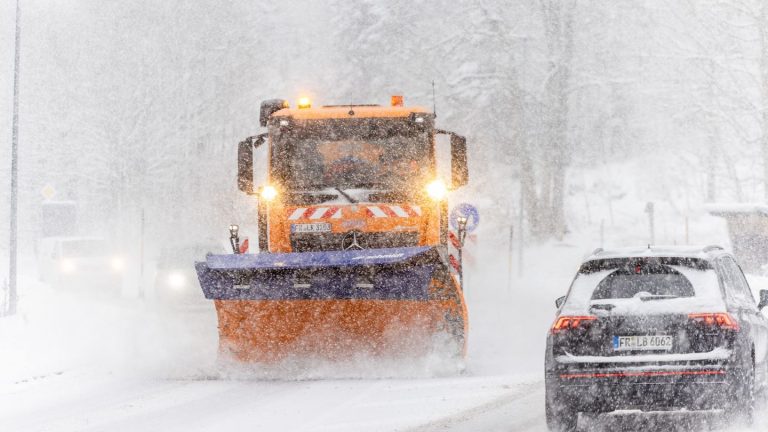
37 236 125 292
153 244 223 308
545 246 768 431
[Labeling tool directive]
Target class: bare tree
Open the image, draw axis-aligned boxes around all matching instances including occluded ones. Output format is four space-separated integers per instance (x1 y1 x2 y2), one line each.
519 0 576 240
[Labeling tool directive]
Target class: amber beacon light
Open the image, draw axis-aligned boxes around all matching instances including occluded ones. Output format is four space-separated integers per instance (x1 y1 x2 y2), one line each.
298 97 312 109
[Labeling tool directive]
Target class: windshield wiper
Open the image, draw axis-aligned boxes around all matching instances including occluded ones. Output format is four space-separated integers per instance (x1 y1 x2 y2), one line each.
334 188 358 204
590 303 615 312
638 294 679 301
288 191 339 205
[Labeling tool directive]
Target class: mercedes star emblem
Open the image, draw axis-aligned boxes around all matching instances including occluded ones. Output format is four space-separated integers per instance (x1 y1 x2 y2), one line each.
342 231 365 250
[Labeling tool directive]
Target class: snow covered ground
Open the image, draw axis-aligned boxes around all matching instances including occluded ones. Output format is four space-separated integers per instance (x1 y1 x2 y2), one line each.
0 280 537 431
1 365 535 432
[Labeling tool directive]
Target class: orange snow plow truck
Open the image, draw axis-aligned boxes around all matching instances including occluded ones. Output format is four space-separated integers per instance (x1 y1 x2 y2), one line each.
196 96 470 363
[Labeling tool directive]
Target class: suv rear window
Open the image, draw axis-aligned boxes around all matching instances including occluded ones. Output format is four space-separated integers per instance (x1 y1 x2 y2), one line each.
591 266 695 300
560 257 723 315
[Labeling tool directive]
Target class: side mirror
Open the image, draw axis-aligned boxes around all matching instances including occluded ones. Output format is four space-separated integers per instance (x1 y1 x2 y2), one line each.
450 134 468 189
260 99 289 127
237 134 267 194
555 296 566 308
237 140 254 194
759 290 768 310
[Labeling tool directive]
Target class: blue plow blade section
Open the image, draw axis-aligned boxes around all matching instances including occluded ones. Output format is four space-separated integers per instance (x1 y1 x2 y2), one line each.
195 246 450 301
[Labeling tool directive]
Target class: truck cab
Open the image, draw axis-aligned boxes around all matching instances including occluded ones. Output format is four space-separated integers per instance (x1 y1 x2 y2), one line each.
37 236 125 291
238 98 468 254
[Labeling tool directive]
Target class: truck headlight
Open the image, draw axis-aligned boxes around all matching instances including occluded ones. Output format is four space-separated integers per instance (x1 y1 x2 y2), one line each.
426 179 448 201
261 185 278 202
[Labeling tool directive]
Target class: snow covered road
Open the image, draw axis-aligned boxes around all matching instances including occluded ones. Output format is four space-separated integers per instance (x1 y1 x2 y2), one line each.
13 371 763 432
1 367 541 432
0 271 547 432
410 380 546 432
412 385 768 432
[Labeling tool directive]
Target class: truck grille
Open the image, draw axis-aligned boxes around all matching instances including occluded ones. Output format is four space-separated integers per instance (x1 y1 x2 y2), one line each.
290 232 419 252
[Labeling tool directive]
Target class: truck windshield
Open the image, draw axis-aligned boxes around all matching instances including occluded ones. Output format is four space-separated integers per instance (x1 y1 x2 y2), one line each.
271 118 432 190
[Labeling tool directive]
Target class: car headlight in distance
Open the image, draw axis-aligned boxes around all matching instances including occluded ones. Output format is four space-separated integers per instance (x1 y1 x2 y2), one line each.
167 272 187 290
59 259 77 274
110 257 126 273
426 179 448 201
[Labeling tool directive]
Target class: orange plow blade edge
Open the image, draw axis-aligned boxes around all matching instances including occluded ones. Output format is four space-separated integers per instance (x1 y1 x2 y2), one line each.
195 247 467 363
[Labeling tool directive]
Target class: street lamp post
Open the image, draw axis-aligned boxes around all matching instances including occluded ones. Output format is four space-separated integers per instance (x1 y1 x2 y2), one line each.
456 216 468 289
7 0 21 316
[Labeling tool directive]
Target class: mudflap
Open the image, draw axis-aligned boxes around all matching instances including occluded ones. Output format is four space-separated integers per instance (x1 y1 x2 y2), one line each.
195 246 467 363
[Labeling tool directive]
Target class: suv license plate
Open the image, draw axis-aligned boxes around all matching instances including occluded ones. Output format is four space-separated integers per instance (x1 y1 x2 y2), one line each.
613 335 673 351
291 223 331 233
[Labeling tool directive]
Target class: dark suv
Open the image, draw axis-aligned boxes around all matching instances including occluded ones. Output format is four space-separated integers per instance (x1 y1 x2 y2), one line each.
545 246 768 431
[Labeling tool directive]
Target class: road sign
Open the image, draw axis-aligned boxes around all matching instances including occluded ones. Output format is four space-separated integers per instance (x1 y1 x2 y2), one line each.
41 184 56 200
450 203 480 233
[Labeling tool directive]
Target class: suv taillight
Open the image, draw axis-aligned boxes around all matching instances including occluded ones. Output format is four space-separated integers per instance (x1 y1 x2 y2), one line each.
688 313 739 331
551 316 596 334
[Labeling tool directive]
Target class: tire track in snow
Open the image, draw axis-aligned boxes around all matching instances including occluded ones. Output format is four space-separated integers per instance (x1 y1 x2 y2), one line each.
404 379 544 432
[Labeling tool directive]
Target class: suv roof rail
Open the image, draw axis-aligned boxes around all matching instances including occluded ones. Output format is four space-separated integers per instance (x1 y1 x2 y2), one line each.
591 248 604 255
703 245 723 253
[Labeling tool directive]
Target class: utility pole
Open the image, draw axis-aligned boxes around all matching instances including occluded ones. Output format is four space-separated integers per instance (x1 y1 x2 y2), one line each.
517 193 524 277
138 209 145 299
7 0 21 316
645 202 655 246
600 219 605 248
507 223 514 292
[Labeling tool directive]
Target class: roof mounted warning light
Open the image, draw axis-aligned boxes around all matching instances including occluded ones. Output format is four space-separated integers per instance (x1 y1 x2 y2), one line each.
391 95 404 107
298 97 312 109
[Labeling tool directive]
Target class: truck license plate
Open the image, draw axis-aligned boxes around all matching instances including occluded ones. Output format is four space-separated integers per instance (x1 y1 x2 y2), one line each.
613 335 673 351
291 223 331 233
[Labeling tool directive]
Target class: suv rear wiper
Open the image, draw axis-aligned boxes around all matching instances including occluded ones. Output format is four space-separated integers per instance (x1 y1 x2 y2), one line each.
638 294 679 301
589 303 615 312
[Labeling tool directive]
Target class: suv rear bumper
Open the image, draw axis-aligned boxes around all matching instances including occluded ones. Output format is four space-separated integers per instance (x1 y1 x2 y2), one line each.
547 366 732 412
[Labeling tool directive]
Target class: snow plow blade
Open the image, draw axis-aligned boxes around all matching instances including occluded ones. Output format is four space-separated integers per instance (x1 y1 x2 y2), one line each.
195 246 467 362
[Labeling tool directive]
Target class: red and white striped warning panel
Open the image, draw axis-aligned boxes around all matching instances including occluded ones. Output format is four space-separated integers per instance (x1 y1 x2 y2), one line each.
288 204 422 220
365 205 422 218
448 231 462 250
447 231 476 275
287 207 342 220
448 231 462 274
